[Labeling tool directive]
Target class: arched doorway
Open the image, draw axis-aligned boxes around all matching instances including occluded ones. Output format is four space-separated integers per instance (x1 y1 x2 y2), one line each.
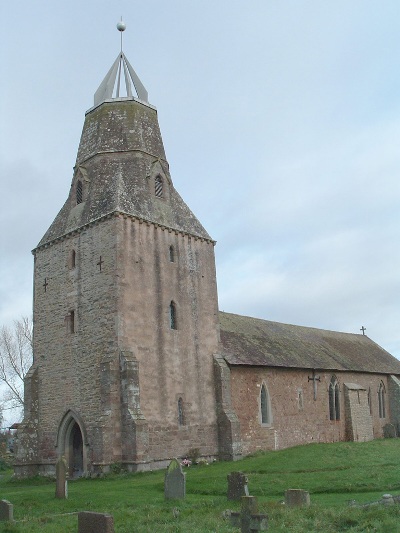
69 422 83 477
56 411 88 478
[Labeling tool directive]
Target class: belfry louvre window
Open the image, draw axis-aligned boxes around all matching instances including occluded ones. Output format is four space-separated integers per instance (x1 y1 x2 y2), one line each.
76 180 83 204
378 381 386 418
260 383 271 425
170 301 177 330
155 175 163 198
329 377 340 421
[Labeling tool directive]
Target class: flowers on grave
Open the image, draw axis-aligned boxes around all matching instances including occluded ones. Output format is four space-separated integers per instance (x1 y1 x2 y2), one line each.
181 458 192 467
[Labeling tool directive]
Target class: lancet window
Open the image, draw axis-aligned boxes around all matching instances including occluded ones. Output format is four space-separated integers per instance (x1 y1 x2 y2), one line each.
170 301 177 330
260 383 272 425
329 376 340 420
178 397 185 426
378 381 386 418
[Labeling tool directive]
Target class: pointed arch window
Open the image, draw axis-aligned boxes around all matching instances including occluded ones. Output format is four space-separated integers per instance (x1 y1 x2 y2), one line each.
378 381 386 418
169 245 175 263
178 397 185 426
260 383 272 425
76 180 83 204
329 376 340 420
169 301 177 330
155 175 163 198
368 387 372 415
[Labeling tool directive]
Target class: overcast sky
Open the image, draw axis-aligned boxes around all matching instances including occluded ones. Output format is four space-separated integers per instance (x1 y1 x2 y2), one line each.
1 1 400 361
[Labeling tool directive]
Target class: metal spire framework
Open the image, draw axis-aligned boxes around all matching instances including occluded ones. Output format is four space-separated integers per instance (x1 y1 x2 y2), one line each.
93 20 149 107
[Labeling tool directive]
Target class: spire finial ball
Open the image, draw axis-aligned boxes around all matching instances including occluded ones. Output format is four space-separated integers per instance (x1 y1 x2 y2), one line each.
117 21 126 32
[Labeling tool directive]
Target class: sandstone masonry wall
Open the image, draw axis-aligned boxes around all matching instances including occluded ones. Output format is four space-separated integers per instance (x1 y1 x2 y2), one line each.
229 367 391 455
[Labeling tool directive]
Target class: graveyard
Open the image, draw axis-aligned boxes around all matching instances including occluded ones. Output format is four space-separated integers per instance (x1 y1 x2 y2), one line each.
1 439 400 532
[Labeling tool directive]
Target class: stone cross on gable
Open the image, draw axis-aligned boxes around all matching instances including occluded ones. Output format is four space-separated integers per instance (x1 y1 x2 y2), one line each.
360 326 366 335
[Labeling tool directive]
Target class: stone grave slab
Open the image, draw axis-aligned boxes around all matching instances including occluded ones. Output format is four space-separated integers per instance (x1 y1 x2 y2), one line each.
78 511 114 533
285 489 310 507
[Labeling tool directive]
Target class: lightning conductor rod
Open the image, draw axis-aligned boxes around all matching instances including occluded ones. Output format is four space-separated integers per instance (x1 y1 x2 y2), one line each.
116 18 126 98
117 17 126 53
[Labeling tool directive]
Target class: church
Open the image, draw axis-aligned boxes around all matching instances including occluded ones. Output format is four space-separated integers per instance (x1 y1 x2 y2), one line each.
14 29 400 477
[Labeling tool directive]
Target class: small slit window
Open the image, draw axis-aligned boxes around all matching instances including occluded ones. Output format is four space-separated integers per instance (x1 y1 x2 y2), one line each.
155 175 163 198
178 397 185 426
368 387 372 415
68 310 75 334
298 389 304 411
378 381 386 419
70 249 76 269
170 301 177 330
169 246 175 263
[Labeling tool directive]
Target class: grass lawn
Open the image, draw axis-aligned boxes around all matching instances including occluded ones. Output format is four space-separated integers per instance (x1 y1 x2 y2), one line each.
1 439 400 531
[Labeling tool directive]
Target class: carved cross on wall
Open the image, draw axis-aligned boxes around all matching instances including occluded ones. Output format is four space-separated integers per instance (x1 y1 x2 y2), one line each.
97 256 104 272
360 326 366 335
43 278 49 292
308 370 321 401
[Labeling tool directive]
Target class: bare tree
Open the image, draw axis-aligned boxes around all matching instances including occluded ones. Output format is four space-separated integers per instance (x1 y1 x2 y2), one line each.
0 317 33 412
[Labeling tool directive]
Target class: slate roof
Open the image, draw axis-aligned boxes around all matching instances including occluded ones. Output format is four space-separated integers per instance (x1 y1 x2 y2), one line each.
219 311 400 375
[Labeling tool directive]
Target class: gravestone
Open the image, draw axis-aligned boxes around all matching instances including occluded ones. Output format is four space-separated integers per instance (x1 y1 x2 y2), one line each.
285 489 310 507
164 458 186 500
55 456 68 499
227 471 249 500
381 494 394 505
383 423 397 438
229 496 268 532
78 511 115 533
0 500 13 522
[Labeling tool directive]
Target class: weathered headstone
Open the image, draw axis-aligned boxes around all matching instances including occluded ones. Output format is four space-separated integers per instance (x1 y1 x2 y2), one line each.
381 494 394 505
78 511 114 533
285 489 310 507
55 456 68 499
229 496 268 532
227 471 249 500
0 500 13 522
383 423 397 438
164 458 186 500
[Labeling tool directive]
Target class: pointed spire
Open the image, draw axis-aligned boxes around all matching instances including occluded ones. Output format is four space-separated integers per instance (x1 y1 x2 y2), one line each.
93 21 149 107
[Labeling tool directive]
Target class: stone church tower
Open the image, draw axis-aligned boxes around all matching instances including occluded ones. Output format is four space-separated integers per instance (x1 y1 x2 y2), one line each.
15 40 221 476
